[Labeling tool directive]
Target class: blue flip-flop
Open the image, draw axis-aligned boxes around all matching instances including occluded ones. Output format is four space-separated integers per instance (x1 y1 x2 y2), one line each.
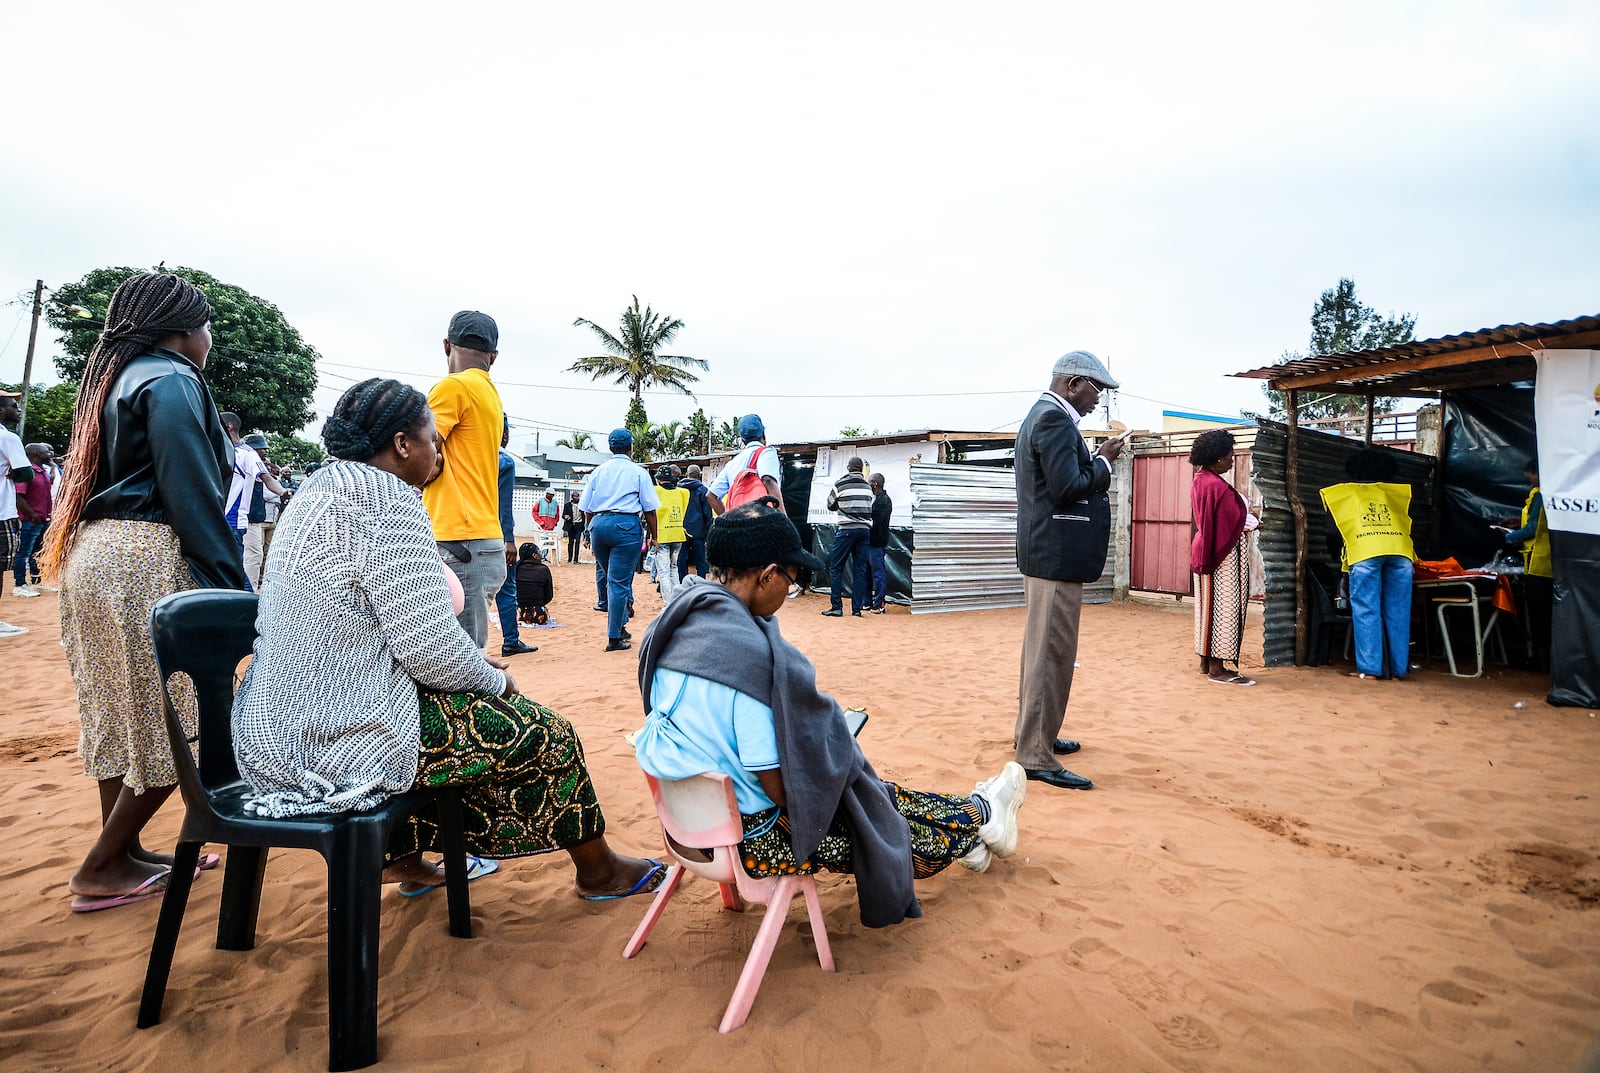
398 854 499 898
580 859 667 902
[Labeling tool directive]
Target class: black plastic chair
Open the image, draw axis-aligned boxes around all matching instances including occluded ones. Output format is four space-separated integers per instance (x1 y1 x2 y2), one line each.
137 589 475 1071
1304 562 1353 667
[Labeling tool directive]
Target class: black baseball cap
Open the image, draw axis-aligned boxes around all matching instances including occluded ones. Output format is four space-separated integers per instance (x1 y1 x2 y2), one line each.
447 310 498 352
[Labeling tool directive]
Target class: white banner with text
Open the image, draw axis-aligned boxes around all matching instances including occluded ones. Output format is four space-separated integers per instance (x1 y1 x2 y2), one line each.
1535 349 1600 536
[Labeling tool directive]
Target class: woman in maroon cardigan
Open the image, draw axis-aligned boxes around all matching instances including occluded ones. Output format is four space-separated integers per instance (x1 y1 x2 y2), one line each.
1190 430 1258 685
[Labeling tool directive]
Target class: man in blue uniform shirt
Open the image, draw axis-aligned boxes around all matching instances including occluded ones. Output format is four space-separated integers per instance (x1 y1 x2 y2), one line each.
583 428 660 651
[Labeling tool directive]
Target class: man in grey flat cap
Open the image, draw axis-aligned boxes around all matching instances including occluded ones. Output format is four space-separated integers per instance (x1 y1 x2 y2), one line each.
1012 350 1128 790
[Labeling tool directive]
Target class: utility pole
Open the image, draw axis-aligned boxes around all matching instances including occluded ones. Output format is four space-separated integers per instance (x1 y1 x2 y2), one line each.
17 279 43 440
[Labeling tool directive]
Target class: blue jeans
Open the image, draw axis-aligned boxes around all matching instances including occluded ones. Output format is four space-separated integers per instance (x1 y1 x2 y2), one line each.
14 520 46 586
867 545 888 608
1348 555 1413 677
232 528 252 592
494 562 520 645
590 513 643 641
678 535 708 581
828 527 872 613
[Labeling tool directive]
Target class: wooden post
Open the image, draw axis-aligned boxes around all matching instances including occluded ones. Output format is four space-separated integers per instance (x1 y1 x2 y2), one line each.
1363 395 1374 446
17 280 43 440
1286 389 1309 665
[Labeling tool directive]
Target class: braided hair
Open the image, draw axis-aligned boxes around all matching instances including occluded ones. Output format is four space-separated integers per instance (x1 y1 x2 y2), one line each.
43 272 211 576
323 378 431 461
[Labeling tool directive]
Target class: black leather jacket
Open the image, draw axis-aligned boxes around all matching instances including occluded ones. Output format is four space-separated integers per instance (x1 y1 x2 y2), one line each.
82 349 250 590
1014 394 1112 583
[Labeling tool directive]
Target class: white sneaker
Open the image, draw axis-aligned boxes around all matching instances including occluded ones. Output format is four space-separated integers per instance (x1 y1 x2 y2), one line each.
958 840 992 873
0 621 28 637
973 762 1027 859
13 585 41 598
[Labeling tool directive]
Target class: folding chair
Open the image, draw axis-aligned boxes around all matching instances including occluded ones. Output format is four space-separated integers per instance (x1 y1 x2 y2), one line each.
1432 589 1507 678
622 773 834 1032
137 589 475 1071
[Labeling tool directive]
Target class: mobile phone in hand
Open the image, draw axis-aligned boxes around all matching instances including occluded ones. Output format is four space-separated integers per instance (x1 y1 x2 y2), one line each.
844 708 869 737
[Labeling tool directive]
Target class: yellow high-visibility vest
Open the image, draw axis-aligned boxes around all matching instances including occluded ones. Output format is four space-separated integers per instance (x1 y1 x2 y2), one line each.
1320 482 1416 570
655 486 690 544
1520 487 1552 578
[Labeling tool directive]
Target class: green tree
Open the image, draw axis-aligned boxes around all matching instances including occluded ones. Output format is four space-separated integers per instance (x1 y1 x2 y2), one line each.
568 295 708 402
265 432 324 469
1267 278 1416 420
554 430 594 450
47 265 319 436
1 380 76 452
684 408 714 455
715 418 740 448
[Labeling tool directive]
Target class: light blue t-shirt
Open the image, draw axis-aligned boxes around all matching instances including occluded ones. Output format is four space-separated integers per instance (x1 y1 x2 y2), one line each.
582 454 662 515
633 668 779 816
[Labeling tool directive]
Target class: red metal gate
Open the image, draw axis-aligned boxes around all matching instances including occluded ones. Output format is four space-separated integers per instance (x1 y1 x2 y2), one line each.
1130 451 1252 596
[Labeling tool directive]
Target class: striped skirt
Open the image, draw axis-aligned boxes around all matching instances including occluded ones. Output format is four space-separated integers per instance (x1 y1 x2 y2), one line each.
1194 533 1249 664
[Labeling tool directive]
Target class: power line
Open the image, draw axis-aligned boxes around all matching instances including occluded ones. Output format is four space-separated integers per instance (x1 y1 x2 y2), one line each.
315 358 1040 400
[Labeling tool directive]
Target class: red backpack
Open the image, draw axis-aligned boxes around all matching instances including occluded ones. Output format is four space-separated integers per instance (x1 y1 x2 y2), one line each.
723 445 772 509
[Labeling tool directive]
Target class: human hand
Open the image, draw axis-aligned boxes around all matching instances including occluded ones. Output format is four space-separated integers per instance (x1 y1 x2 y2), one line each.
505 541 516 565
1096 433 1129 462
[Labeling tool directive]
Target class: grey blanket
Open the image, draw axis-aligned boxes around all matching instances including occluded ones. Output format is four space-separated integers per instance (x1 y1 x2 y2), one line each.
637 576 921 927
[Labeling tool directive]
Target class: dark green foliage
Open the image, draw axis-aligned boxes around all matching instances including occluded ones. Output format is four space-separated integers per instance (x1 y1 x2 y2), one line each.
47 265 319 436
265 433 325 469
1 380 76 452
1266 278 1417 420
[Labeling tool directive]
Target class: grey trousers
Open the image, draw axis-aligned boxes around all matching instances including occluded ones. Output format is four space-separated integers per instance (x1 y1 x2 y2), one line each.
1014 575 1083 770
440 538 509 649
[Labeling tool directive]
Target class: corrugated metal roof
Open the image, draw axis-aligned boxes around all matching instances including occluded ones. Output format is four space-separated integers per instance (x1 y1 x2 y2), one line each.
1232 314 1600 394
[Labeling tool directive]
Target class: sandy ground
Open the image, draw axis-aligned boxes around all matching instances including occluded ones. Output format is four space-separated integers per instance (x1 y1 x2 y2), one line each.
0 567 1596 1073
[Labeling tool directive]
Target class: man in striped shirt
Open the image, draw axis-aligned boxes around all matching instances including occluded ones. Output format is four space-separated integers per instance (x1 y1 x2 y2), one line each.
821 457 874 618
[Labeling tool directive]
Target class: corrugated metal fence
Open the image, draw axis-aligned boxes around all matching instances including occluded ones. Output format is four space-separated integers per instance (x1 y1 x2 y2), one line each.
908 462 1116 614
1252 420 1435 666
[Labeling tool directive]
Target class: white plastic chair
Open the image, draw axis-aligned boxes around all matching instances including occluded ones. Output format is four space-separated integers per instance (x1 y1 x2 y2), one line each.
621 773 834 1032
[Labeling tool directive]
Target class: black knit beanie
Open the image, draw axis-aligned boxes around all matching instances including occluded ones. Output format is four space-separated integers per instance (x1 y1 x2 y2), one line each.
707 500 825 571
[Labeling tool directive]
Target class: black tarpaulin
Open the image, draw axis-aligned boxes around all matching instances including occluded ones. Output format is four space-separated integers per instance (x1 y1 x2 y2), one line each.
1440 386 1538 567
1548 530 1600 708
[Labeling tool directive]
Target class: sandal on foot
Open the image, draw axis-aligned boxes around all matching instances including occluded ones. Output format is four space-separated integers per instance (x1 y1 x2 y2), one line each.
580 859 667 902
71 869 172 913
398 854 499 897
1208 673 1256 686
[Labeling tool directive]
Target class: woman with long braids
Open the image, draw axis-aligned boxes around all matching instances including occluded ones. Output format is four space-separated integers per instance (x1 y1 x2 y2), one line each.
46 272 249 912
231 378 665 901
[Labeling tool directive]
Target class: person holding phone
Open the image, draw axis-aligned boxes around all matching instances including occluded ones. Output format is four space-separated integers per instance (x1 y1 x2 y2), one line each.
632 499 1029 928
1012 350 1125 791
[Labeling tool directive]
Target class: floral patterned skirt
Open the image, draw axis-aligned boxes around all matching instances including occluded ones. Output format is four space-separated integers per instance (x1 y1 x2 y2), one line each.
61 519 196 794
737 783 982 881
385 691 605 861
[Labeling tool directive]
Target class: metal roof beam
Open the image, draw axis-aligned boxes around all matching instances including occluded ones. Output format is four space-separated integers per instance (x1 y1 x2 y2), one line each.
1264 329 1600 391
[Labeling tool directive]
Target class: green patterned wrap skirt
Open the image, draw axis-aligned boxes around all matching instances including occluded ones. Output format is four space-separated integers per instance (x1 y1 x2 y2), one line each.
385 691 605 861
738 784 982 881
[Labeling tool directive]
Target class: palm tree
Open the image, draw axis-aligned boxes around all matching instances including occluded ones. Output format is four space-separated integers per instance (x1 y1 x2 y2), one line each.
568 296 708 401
555 431 594 450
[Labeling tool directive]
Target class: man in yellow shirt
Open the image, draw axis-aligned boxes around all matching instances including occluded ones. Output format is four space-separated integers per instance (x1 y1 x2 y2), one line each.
652 465 690 603
424 310 508 648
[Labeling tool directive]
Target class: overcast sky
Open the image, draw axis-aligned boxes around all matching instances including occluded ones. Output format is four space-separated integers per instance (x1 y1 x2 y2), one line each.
2 1 1596 449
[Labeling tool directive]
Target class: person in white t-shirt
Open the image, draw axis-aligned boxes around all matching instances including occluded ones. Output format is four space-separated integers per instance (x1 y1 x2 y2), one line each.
220 413 290 591
0 391 37 636
707 414 783 514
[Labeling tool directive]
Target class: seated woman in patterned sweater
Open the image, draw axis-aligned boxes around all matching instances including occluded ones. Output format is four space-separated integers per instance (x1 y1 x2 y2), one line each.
231 378 665 901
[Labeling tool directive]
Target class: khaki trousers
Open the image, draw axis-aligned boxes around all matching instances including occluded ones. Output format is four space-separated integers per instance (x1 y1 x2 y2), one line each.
1014 575 1083 770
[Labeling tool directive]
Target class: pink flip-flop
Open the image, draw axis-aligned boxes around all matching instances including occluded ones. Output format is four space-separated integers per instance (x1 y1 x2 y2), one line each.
198 852 221 871
71 869 172 913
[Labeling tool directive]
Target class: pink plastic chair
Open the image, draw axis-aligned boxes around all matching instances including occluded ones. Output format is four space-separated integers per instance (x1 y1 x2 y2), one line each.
622 772 835 1032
